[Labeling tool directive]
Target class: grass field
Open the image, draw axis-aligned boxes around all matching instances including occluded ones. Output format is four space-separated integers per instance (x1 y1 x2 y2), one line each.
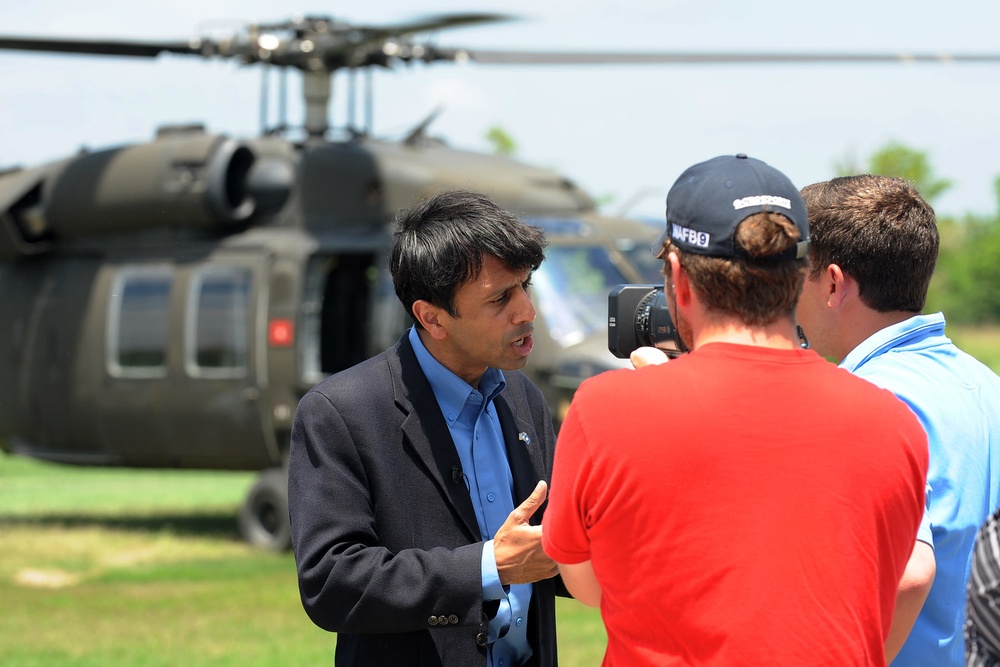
0 456 607 667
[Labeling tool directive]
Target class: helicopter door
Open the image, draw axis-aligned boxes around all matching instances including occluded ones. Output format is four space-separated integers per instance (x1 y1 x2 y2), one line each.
97 256 273 470
173 260 273 468
300 253 380 387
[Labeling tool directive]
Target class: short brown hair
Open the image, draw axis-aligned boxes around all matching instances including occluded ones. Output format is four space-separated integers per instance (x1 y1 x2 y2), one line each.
800 175 938 313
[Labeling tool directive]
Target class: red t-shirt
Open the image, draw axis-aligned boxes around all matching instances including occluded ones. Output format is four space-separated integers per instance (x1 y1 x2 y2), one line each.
543 343 928 667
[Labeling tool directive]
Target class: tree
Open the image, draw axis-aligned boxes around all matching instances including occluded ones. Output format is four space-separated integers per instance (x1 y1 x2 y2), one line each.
931 206 1000 325
485 126 517 157
925 176 1000 324
837 141 952 204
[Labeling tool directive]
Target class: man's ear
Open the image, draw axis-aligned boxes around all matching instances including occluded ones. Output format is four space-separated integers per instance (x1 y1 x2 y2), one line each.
412 299 450 340
668 253 692 307
826 263 849 309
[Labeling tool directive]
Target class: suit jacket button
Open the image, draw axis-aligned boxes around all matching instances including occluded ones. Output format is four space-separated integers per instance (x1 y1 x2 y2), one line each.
448 614 459 625
428 616 439 626
437 615 449 625
476 632 489 646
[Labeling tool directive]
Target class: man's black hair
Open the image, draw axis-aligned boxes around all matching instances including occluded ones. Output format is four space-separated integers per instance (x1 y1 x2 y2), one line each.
390 190 547 324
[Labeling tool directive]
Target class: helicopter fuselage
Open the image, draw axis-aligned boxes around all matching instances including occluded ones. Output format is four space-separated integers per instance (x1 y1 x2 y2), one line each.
0 127 648 547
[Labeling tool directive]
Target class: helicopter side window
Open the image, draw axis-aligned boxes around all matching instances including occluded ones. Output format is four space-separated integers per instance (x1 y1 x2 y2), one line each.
107 268 172 378
187 268 251 378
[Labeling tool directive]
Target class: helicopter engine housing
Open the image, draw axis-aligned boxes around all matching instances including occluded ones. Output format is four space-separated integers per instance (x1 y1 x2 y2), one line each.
0 134 262 259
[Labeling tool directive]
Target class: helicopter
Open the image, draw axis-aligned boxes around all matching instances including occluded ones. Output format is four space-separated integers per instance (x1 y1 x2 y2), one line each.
1 13 998 551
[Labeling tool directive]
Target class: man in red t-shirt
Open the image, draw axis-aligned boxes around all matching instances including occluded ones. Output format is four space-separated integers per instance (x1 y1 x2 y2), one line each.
542 154 929 666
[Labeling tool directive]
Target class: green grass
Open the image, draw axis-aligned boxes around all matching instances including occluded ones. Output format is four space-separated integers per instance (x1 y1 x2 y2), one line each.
0 455 607 666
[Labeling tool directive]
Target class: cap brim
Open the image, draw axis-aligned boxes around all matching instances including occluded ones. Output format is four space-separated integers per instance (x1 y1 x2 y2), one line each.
652 228 669 259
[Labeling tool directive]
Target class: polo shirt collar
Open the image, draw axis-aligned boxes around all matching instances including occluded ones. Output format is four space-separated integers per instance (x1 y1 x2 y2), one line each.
840 312 946 373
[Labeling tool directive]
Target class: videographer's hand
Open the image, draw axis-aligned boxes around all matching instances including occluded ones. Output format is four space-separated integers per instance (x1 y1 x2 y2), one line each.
494 481 559 585
630 346 671 369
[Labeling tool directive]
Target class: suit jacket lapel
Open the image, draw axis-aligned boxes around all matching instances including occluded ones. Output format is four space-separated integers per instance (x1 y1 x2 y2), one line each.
391 335 482 542
495 395 544 517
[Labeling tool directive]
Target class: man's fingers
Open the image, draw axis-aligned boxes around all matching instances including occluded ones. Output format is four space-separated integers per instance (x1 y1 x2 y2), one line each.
630 346 671 369
512 480 547 522
527 480 548 505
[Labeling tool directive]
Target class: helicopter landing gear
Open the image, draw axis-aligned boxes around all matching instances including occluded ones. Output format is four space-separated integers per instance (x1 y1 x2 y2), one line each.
238 466 291 551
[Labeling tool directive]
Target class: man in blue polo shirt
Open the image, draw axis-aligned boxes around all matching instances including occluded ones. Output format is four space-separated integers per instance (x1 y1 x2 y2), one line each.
796 174 1000 666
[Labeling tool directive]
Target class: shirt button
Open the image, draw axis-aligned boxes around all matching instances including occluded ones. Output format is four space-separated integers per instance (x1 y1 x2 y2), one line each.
499 659 505 667
487 493 495 502
516 617 523 626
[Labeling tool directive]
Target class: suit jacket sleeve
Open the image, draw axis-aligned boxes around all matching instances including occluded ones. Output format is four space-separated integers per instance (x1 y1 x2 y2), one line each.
288 367 486 635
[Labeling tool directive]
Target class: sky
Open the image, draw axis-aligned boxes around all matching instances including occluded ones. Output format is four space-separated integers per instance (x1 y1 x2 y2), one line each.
2 0 1000 220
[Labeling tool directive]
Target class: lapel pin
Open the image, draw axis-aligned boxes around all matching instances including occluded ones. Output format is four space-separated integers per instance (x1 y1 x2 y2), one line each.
518 432 531 446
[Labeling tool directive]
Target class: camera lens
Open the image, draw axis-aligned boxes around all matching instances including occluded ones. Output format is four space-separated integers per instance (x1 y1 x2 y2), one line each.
634 290 661 348
608 283 685 359
636 288 683 357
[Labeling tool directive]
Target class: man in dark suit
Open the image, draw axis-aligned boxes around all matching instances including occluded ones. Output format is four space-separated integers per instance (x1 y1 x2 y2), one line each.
288 190 562 667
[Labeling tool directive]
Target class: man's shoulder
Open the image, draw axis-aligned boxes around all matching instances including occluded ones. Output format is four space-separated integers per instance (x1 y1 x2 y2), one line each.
857 339 1000 403
307 348 396 404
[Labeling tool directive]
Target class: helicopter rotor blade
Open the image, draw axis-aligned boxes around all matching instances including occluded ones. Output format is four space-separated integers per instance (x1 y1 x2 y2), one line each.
451 48 1000 66
0 14 514 72
3 15 998 140
353 12 513 41
0 36 202 59
3 18 999 71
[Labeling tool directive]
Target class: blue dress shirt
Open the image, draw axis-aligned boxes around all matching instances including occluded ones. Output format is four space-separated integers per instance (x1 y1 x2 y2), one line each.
409 327 533 667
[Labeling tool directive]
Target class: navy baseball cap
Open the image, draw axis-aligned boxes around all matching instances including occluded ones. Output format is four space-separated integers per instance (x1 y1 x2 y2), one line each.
656 154 809 261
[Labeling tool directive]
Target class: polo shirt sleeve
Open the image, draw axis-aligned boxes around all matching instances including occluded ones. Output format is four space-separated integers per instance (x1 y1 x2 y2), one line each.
917 494 933 547
542 400 595 565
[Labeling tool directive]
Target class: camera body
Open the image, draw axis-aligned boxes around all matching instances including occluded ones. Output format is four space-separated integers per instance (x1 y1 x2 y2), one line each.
607 284 684 359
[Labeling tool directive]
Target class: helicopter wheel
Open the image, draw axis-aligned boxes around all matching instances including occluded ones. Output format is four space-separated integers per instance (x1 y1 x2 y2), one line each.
238 467 291 551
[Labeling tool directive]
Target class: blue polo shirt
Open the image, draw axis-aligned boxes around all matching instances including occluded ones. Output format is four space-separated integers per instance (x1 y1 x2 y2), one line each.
840 313 1000 667
409 327 533 667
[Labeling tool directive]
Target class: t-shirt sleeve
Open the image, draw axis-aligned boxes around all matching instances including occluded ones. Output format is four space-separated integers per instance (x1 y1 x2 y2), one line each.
542 399 595 564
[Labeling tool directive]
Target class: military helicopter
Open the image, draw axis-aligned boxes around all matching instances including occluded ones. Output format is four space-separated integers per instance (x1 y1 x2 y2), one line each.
0 13 997 550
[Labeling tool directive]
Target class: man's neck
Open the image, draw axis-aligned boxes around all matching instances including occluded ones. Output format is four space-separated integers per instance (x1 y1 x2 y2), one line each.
411 326 486 389
836 309 919 363
692 319 802 351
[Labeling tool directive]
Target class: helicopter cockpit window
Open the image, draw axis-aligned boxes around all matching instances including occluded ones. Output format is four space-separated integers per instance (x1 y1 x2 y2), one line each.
531 245 629 348
187 268 251 378
618 239 666 284
108 268 172 378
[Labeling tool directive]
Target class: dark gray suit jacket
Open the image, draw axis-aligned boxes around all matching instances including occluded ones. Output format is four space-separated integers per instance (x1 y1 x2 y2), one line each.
288 333 561 666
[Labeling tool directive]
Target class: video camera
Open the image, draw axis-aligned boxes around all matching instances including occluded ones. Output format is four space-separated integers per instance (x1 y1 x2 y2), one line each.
607 284 686 360
608 283 812 359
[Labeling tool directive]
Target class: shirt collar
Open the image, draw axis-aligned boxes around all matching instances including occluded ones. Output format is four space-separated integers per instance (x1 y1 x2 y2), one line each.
408 327 506 419
840 312 946 373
